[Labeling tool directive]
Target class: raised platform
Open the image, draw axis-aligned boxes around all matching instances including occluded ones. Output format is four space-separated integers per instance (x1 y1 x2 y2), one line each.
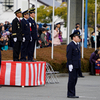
0 61 46 87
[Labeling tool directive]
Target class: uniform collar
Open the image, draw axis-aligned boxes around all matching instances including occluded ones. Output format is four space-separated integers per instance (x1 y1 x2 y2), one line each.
72 40 77 45
17 17 20 21
30 17 34 20
24 18 27 20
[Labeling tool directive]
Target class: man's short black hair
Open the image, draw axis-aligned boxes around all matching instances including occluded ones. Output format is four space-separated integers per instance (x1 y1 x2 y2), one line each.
76 23 80 26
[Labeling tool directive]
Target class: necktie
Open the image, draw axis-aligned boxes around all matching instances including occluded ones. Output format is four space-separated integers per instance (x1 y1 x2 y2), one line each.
19 19 21 23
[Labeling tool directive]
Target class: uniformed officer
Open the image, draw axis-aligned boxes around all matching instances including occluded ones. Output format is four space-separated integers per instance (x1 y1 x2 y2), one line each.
20 10 31 61
28 9 38 61
12 8 22 61
66 30 81 98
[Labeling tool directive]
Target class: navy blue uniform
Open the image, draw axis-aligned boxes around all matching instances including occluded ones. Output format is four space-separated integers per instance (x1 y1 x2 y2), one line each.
28 17 38 60
20 18 31 61
67 41 81 97
12 17 22 61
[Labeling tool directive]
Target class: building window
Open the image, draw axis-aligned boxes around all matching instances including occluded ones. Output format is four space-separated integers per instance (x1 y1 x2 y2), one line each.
0 0 14 11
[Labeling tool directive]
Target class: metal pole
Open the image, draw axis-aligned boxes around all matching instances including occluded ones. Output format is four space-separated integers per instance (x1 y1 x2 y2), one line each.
84 0 88 48
82 0 84 58
95 0 97 50
28 0 30 10
51 0 55 59
67 0 70 45
34 0 37 59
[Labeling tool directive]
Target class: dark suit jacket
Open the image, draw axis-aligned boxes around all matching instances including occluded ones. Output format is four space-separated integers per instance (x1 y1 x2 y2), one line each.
66 41 81 68
21 18 31 41
12 17 22 41
28 17 38 40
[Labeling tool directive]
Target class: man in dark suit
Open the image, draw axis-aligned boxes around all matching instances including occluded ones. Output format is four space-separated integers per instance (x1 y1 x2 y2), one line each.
12 8 22 61
66 30 81 98
28 9 38 61
20 10 31 61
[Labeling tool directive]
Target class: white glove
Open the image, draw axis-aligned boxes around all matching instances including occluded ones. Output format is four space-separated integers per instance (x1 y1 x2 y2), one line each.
30 37 32 42
23 37 25 42
29 23 31 27
13 38 17 42
69 65 73 72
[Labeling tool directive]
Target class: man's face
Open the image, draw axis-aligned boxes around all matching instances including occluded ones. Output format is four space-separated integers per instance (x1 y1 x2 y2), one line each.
30 13 35 18
17 13 22 18
76 24 80 28
24 14 29 19
73 36 80 43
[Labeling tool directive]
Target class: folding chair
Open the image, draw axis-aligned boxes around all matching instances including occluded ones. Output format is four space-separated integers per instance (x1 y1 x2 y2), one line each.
46 63 59 84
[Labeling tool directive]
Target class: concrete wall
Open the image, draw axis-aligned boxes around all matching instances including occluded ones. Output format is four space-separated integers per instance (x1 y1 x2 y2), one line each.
67 0 82 43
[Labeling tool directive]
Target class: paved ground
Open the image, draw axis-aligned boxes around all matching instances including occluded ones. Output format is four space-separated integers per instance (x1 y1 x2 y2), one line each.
0 74 100 100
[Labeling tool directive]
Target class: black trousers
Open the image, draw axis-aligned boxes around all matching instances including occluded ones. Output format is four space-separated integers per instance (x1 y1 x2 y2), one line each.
67 68 79 96
13 41 21 61
89 62 95 75
28 40 36 60
20 40 31 61
78 67 83 77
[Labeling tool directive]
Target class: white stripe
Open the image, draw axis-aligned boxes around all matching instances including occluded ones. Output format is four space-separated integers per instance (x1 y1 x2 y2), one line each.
30 64 33 86
35 64 37 85
25 63 29 86
5 63 11 85
41 63 45 85
38 63 41 85
15 63 21 86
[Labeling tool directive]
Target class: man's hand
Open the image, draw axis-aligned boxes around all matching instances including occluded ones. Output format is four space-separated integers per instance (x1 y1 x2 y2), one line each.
69 65 73 72
23 37 25 42
13 38 17 42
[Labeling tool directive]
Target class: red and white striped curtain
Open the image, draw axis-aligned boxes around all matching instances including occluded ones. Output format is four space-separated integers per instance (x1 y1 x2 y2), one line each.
0 61 46 86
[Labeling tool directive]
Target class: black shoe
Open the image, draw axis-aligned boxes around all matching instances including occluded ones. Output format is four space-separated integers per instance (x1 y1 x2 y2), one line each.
28 60 37 62
67 96 79 98
78 76 85 78
19 59 26 62
0 85 2 88
13 59 19 61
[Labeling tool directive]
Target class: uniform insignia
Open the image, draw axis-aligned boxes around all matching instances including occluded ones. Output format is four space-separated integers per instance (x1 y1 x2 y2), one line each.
78 32 79 34
26 24 27 26
33 23 34 25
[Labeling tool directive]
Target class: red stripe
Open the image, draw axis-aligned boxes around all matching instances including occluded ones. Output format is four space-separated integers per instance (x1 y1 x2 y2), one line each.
36 63 39 85
33 64 35 86
44 62 46 85
28 63 31 86
10 62 16 85
0 62 6 85
40 63 42 85
1 62 6 85
21 62 26 86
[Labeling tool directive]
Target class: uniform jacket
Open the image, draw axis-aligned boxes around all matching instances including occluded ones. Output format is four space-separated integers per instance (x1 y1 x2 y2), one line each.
21 18 31 41
66 41 81 68
12 17 22 41
89 52 99 64
28 17 38 40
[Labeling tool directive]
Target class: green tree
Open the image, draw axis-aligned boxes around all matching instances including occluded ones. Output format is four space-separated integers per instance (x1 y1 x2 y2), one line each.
55 2 67 27
37 2 67 26
85 0 100 27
